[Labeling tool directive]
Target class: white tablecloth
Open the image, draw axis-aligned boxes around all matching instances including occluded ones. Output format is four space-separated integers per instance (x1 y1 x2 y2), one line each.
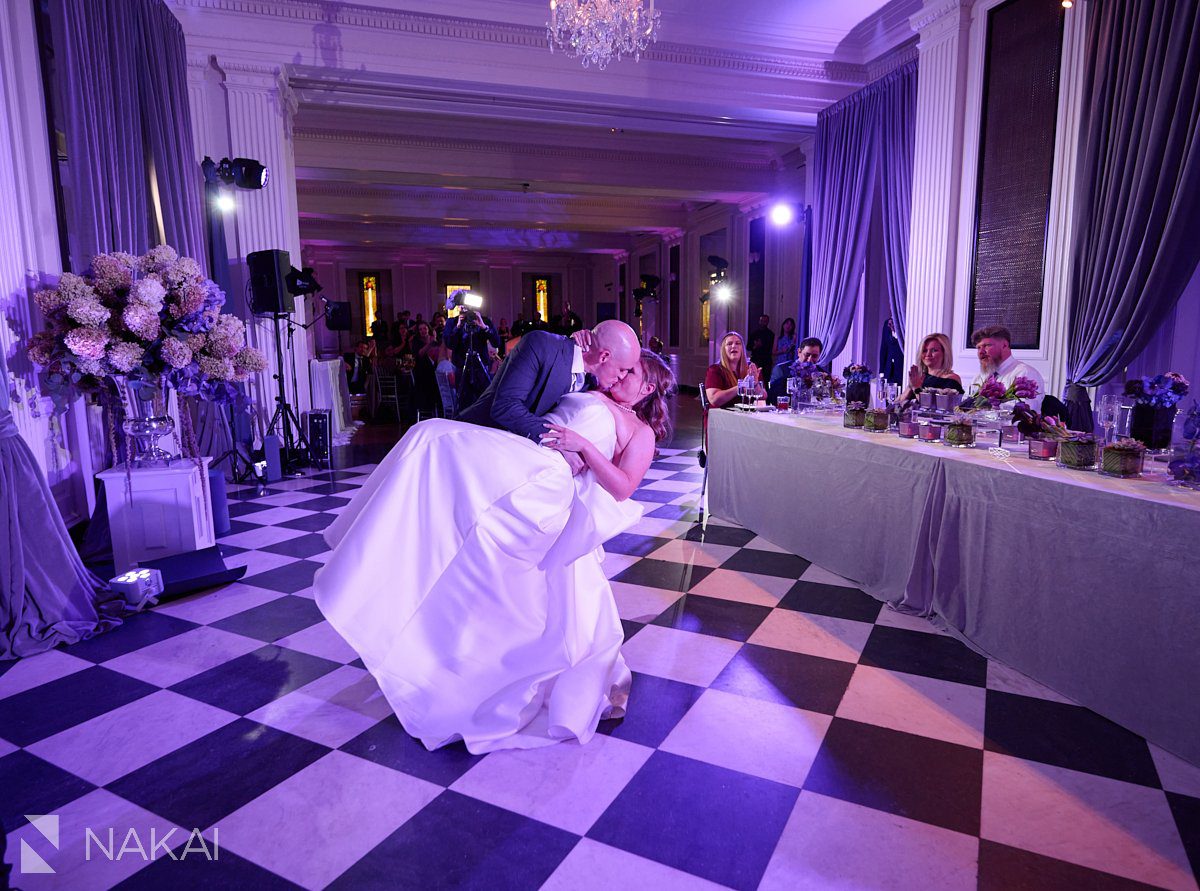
309 359 353 435
709 407 1200 765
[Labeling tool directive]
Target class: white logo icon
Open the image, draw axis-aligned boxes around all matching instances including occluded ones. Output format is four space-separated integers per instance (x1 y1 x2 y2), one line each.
21 814 59 874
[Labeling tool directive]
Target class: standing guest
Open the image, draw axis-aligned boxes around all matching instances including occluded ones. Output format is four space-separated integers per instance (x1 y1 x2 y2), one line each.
747 314 774 377
880 318 904 386
704 332 761 433
970 325 1045 410
415 312 424 325
901 333 962 401
497 317 512 341
562 304 584 334
648 335 666 357
370 316 388 343
344 340 375 395
774 318 797 367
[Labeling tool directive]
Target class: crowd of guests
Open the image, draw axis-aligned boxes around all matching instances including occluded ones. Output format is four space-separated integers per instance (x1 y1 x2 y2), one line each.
705 321 1053 427
342 303 594 424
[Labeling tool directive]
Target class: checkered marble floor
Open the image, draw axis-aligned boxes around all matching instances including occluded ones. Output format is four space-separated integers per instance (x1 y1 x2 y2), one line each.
3 446 1199 890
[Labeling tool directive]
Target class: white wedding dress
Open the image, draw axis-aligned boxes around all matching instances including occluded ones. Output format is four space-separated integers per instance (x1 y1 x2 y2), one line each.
313 393 641 753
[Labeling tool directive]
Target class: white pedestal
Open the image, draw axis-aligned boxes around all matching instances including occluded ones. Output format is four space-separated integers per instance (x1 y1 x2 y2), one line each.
97 458 215 573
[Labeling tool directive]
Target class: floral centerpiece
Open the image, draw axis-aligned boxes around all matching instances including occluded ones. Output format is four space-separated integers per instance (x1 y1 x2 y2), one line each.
1101 438 1146 478
1167 402 1200 487
1012 402 1069 460
863 407 889 432
1124 372 1190 449
789 360 823 389
944 412 976 448
843 364 871 406
843 401 867 428
26 246 267 465
973 375 1040 409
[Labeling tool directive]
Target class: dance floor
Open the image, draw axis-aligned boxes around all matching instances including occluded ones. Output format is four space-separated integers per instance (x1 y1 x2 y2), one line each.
1 412 1198 889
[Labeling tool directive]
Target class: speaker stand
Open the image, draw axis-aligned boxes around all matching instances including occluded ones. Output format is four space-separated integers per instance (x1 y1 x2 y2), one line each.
265 313 310 474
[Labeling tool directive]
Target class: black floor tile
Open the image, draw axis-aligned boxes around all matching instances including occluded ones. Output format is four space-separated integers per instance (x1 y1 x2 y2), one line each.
605 532 673 557
859 625 988 687
983 690 1161 787
804 718 983 836
115 844 300 889
63 611 198 664
0 750 95 833
651 594 771 642
631 488 681 504
211 595 326 643
682 524 757 548
241 560 324 594
169 645 339 715
778 580 882 623
610 559 713 593
598 672 704 749
287 495 353 512
711 644 855 714
588 751 797 891
977 839 1163 890
277 513 338 533
1168 792 1200 880
259 533 332 559
108 719 330 829
340 716 483 786
329 791 577 890
720 549 811 580
0 666 157 746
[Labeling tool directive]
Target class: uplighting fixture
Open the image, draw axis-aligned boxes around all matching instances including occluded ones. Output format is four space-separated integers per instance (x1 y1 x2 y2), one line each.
214 193 236 213
547 0 661 70
202 156 270 190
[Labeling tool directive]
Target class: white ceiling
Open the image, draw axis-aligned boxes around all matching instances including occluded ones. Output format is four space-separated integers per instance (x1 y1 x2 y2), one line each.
193 0 920 254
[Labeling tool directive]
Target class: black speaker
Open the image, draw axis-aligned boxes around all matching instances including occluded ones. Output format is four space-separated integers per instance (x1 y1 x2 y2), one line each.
304 409 331 461
325 301 351 331
247 249 293 315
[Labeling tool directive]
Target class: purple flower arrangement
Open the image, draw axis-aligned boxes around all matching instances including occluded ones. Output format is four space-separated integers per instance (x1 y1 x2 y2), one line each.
1124 372 1190 408
27 246 266 409
843 364 871 385
973 375 1040 409
1168 402 1200 485
789 360 824 388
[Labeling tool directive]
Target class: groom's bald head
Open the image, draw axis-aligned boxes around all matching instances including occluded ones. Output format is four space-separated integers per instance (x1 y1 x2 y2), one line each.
584 320 641 390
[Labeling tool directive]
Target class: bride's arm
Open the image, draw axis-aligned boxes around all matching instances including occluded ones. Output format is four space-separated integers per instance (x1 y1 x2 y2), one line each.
542 423 655 501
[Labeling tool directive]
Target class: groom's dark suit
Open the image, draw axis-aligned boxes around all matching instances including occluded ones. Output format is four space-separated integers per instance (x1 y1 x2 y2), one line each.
458 329 578 442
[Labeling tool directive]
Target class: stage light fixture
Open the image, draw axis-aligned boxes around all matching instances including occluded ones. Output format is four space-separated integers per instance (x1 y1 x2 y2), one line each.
109 567 164 608
285 266 322 296
214 193 236 213
712 282 732 301
202 155 270 190
769 203 795 226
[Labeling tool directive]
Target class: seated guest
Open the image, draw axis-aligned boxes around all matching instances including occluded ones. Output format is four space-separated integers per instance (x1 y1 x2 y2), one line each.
768 336 823 401
704 332 762 433
970 324 1045 410
901 333 963 401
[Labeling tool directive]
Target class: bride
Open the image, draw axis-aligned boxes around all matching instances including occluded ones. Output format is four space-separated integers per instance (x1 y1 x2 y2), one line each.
313 349 676 753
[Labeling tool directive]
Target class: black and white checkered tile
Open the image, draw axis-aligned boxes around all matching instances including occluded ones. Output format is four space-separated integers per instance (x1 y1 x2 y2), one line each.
2 446 1198 889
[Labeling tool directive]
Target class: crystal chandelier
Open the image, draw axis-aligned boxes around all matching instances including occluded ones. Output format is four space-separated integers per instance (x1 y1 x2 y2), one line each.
547 0 661 70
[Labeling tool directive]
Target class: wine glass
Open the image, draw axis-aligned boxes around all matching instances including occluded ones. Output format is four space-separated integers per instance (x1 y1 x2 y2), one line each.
1096 394 1119 444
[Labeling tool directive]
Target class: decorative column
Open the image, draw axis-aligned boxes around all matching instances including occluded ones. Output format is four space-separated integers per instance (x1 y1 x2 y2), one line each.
1039 0 1090 400
903 0 974 365
218 59 310 422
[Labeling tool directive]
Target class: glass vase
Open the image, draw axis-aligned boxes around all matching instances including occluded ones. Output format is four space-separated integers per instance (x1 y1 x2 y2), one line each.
1129 404 1176 450
943 421 976 448
121 377 175 468
863 408 889 432
1027 438 1058 461
1057 438 1098 471
843 408 866 429
1100 446 1145 478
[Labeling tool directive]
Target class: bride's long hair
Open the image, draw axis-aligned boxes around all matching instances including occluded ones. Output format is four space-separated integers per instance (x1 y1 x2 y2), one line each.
633 349 676 443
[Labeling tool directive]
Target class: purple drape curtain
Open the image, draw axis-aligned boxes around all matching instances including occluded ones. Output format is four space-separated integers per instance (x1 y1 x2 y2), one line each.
809 91 879 358
48 0 205 271
808 61 918 357
1064 0 1200 428
878 62 917 343
49 0 150 271
797 204 814 338
137 0 206 264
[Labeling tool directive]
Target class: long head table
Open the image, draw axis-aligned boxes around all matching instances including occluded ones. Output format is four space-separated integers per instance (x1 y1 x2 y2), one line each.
708 407 1200 765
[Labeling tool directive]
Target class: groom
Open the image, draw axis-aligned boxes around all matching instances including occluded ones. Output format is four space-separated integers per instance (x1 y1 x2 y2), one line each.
459 319 641 471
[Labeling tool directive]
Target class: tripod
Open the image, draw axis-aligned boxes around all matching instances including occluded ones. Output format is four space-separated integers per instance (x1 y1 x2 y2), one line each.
265 312 310 474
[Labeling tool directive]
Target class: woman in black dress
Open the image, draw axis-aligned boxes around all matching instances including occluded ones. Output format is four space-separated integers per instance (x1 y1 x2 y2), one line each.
901 332 963 401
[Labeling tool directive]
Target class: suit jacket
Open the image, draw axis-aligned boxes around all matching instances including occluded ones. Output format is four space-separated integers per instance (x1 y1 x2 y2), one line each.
458 329 576 441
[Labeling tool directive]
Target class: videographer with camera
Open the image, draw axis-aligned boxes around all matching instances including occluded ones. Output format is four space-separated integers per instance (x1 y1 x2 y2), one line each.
443 290 502 413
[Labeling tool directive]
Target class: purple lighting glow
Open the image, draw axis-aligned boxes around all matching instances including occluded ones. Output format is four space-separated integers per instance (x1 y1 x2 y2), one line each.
769 203 795 226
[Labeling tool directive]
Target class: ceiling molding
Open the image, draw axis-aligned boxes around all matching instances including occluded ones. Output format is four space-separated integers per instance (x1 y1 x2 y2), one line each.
172 0 860 83
296 180 689 211
292 127 779 172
